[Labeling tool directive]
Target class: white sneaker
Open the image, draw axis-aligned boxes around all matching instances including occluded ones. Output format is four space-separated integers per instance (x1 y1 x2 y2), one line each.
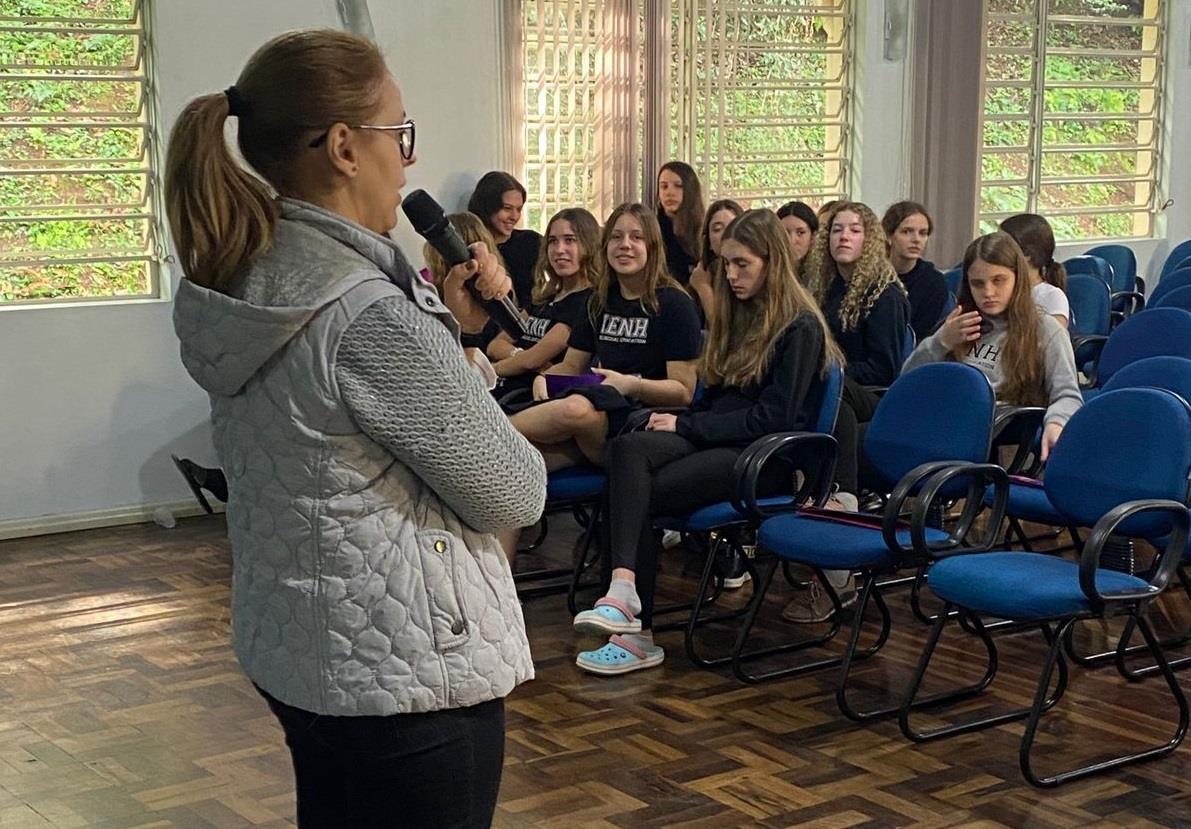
661 530 683 550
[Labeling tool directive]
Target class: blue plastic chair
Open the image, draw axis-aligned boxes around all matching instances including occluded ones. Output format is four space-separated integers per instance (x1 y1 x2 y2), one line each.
943 266 963 297
1086 244 1139 293
1064 254 1113 287
1152 285 1191 313
1159 238 1191 282
901 387 1191 788
522 466 607 613
1148 264 1191 308
1082 307 1191 396
735 364 1000 713
653 362 845 667
1066 273 1111 339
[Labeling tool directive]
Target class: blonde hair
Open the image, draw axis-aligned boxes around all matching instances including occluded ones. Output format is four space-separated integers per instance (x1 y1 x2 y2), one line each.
703 210 843 388
805 201 904 332
422 212 507 291
955 232 1046 407
164 29 388 293
590 203 678 321
533 208 601 305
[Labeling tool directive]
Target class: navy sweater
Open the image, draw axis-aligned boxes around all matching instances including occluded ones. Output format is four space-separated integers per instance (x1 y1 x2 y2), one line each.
821 276 910 387
675 313 826 447
900 258 950 342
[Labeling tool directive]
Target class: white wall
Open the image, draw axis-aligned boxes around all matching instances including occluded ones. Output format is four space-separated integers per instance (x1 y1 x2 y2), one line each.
1 0 1188 531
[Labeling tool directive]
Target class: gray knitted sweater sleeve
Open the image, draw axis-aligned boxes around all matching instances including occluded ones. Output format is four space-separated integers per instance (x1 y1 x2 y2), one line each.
335 295 547 533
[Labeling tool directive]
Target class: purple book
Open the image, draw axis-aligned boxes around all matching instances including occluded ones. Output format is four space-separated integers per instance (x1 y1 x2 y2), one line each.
545 373 604 397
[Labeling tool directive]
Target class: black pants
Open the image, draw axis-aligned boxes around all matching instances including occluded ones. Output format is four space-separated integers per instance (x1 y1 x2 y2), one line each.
259 688 505 829
832 376 882 495
605 431 746 629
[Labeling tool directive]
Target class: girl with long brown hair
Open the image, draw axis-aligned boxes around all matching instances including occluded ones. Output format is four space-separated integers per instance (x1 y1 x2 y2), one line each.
487 208 600 401
688 198 745 321
1000 212 1071 328
656 160 706 285
570 209 843 675
509 203 703 471
904 231 1080 459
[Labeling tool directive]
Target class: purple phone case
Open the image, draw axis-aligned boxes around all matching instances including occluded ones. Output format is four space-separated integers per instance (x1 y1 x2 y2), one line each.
545 373 605 396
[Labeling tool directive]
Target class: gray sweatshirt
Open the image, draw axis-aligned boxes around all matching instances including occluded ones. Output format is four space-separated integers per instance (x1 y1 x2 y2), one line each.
903 312 1082 426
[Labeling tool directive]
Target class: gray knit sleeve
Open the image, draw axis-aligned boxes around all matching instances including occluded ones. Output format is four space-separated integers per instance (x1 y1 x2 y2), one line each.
1039 315 1083 427
334 296 547 533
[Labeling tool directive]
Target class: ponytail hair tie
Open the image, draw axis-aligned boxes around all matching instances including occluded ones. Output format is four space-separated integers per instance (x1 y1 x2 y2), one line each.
224 85 247 118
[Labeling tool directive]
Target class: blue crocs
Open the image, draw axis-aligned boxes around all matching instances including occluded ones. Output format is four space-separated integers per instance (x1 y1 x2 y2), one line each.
576 635 664 676
572 596 642 636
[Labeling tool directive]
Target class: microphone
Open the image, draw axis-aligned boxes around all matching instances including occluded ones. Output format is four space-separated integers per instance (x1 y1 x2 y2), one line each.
402 189 527 339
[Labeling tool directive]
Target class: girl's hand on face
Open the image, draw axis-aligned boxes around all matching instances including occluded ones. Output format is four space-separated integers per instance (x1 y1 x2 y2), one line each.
937 306 985 351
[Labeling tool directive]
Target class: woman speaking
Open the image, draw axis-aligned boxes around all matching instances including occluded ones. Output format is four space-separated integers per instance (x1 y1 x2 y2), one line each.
166 29 546 829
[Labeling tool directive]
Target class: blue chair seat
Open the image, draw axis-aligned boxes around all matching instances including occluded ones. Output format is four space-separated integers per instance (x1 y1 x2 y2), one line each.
987 481 1064 526
927 552 1150 620
547 467 606 501
758 513 949 569
656 496 794 533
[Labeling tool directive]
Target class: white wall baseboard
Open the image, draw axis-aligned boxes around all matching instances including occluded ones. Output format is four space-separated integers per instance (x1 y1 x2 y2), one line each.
0 499 224 541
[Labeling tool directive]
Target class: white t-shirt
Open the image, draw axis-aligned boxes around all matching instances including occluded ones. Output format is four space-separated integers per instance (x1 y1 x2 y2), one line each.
1033 282 1071 327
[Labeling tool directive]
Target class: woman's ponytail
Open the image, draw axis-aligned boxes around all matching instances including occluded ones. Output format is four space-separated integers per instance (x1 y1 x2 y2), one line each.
164 92 276 293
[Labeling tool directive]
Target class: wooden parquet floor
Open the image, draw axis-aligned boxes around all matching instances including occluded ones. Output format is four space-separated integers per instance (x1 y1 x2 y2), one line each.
0 515 1188 828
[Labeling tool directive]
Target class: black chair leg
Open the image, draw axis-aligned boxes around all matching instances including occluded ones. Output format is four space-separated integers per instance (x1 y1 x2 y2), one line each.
681 534 761 667
566 500 605 616
1021 613 1189 787
729 561 846 684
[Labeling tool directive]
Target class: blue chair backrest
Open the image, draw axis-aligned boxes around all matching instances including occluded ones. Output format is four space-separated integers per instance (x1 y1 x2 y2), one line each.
1045 388 1191 538
1064 255 1113 287
1065 273 1111 337
864 363 995 489
1094 307 1191 388
1102 356 1191 405
813 362 845 435
1149 265 1191 307
1085 244 1137 293
1160 239 1191 282
1152 285 1191 313
943 266 963 296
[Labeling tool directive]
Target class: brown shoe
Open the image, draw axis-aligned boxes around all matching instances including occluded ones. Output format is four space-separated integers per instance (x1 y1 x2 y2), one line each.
780 575 857 623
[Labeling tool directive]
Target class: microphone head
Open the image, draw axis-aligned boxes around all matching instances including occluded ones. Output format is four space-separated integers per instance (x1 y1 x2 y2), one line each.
401 189 445 236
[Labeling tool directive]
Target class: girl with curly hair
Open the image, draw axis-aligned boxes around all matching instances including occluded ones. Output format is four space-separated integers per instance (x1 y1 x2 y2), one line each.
785 201 909 624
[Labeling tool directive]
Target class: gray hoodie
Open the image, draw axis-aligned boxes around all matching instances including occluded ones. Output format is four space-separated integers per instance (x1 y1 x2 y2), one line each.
173 199 545 716
903 312 1082 426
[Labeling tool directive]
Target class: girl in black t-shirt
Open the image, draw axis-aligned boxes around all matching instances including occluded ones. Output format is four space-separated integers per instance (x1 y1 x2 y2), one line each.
488 208 600 404
467 170 542 311
571 209 845 675
656 161 705 286
509 203 703 472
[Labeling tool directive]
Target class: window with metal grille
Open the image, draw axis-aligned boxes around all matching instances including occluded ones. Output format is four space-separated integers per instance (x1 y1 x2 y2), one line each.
0 0 162 306
978 0 1165 241
510 0 852 231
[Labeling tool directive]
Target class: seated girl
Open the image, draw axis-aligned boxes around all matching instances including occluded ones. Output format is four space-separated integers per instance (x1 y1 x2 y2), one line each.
903 230 1081 461
656 161 706 285
883 200 949 341
509 203 702 472
688 198 744 322
1000 212 1071 329
570 209 843 675
784 201 909 623
776 200 819 279
487 208 600 405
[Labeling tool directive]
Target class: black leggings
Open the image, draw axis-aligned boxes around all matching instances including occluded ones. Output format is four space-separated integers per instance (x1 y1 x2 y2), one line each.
605 431 744 629
259 689 505 829
832 376 882 495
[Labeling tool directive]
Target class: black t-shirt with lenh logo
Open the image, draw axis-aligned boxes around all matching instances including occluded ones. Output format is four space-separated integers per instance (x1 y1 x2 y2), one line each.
567 282 702 379
517 288 593 350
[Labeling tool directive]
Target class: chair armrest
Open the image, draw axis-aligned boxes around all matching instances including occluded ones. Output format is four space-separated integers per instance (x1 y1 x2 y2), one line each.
1079 499 1190 605
909 463 1010 559
862 385 889 398
622 406 688 433
1134 275 1145 294
991 405 1045 475
731 432 838 522
1110 290 1145 316
879 460 980 560
1071 334 1109 388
